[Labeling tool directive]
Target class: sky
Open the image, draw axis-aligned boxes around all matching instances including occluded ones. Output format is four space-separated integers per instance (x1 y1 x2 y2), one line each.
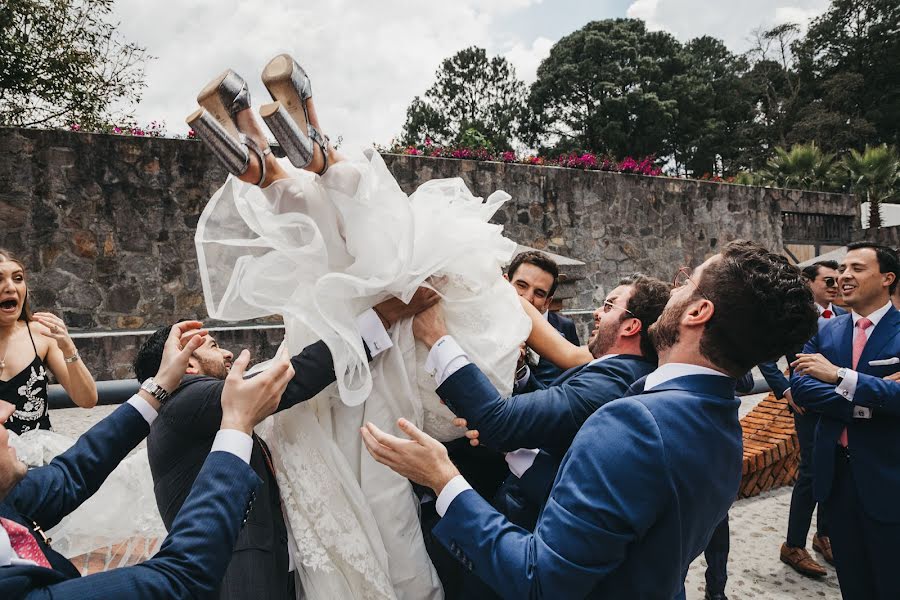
115 0 828 149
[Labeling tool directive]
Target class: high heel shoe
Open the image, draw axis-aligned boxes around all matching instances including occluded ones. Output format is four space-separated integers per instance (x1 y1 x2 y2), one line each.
260 54 330 175
186 69 270 185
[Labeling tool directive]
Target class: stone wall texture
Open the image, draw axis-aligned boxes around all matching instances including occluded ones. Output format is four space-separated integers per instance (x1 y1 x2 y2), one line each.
0 127 857 379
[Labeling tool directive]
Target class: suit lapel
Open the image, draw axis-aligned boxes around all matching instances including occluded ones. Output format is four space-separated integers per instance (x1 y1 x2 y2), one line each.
859 307 900 373
833 315 854 368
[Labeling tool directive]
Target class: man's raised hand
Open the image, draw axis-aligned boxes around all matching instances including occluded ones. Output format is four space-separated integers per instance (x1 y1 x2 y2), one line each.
220 349 295 435
156 321 208 392
361 418 460 494
373 287 440 329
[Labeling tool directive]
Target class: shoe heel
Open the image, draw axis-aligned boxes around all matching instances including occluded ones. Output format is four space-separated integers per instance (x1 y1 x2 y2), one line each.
197 69 252 118
260 101 314 168
187 107 249 175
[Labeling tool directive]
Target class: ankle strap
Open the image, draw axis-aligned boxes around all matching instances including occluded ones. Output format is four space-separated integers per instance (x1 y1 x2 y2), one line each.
242 135 271 186
308 125 330 176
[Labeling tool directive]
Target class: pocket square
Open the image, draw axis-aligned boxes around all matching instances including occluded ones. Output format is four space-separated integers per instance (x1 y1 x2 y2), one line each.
869 357 900 366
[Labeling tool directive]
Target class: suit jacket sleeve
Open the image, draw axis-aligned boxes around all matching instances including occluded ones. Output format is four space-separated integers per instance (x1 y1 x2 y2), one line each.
758 360 789 398
437 362 626 453
164 339 341 438
790 334 853 422
432 398 668 599
26 452 261 600
848 373 900 416
8 403 149 530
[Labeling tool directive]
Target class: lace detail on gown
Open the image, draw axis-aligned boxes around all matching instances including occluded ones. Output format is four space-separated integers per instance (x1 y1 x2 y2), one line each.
196 149 531 599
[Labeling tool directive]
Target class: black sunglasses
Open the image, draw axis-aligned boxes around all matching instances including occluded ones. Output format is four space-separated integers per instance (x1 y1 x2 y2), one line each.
822 277 837 288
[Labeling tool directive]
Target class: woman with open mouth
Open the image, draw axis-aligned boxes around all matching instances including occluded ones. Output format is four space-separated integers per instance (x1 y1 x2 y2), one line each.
0 248 97 435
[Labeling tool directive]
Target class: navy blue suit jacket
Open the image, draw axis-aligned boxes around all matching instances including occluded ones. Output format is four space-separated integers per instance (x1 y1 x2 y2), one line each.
759 305 847 399
433 374 743 599
438 355 655 457
791 306 900 522
531 312 580 386
0 403 260 599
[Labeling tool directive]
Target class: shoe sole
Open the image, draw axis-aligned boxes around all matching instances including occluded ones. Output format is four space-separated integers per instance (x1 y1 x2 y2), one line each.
195 70 241 140
261 55 312 141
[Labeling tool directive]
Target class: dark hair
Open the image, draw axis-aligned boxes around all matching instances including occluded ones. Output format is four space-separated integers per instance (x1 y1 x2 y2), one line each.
507 250 560 296
0 248 32 322
697 240 818 377
845 242 899 294
133 325 171 382
801 260 839 281
618 273 670 362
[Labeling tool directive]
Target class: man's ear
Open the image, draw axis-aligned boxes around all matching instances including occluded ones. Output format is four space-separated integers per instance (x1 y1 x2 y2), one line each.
684 298 714 326
883 271 896 289
621 317 642 338
185 357 200 375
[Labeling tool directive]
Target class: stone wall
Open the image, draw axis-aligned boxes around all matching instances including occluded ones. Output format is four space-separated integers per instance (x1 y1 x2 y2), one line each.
0 127 856 379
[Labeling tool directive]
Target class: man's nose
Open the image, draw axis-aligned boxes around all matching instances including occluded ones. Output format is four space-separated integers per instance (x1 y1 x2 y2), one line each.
222 349 234 361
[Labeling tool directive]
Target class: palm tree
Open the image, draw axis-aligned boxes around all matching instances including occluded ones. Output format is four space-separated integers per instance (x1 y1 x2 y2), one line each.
758 143 837 191
839 145 900 230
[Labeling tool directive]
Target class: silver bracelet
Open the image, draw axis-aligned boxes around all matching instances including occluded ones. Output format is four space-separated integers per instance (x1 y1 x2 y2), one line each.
64 350 80 364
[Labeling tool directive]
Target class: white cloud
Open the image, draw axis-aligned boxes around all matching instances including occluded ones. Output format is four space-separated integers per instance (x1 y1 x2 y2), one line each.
625 0 828 52
504 36 554 84
112 0 545 149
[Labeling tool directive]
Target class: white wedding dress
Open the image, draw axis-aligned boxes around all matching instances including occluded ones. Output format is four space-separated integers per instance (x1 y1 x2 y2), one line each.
195 149 531 600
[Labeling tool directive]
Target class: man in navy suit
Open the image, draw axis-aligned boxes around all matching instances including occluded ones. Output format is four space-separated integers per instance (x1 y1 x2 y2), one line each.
505 250 580 386
362 240 818 599
435 274 668 531
791 242 900 600
0 321 296 599
764 260 844 577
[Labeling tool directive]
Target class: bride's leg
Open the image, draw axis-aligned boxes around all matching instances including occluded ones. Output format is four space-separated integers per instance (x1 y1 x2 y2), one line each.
233 108 290 188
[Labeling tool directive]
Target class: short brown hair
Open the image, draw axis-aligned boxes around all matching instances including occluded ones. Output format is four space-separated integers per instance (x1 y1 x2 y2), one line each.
0 248 31 322
697 240 817 376
618 273 669 362
507 250 560 296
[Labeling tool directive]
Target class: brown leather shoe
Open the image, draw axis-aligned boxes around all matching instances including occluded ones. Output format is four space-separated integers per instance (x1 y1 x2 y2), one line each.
812 533 835 565
780 543 828 577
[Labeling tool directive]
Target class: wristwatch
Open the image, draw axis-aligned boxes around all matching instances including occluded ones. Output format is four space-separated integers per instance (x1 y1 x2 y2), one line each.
140 377 172 404
835 367 847 385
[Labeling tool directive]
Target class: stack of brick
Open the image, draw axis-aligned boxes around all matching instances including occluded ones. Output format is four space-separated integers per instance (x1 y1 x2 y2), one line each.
739 393 800 498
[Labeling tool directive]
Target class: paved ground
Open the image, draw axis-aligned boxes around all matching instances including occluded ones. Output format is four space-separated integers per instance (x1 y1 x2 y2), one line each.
51 396 843 598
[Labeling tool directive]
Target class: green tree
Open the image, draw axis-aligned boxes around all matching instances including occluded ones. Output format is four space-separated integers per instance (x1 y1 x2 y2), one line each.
839 144 900 229
758 142 838 191
0 0 149 128
791 0 899 150
400 46 526 150
668 36 755 176
524 19 681 158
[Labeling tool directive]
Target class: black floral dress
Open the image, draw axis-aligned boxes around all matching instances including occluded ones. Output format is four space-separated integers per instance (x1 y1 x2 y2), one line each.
0 325 51 434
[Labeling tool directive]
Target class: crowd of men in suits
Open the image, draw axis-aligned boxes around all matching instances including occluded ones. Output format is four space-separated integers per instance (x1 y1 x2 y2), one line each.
1 239 898 600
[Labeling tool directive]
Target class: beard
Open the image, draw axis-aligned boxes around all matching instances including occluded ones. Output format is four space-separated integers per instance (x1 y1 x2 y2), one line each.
588 321 619 358
649 297 692 355
196 356 229 380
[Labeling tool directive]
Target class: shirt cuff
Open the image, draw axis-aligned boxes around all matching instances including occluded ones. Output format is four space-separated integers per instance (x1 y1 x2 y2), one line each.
425 335 471 386
357 308 393 357
835 369 859 401
126 394 158 426
505 448 540 478
514 365 531 391
210 429 254 464
435 474 473 517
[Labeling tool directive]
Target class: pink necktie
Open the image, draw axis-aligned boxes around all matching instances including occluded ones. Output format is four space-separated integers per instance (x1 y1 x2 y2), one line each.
1 517 52 568
839 317 873 447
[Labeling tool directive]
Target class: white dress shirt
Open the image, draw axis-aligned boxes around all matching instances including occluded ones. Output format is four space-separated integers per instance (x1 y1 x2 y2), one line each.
1 395 253 567
643 362 729 391
835 300 893 401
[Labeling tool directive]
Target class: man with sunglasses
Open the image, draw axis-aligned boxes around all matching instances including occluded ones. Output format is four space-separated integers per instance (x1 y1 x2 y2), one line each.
362 240 818 599
758 260 845 577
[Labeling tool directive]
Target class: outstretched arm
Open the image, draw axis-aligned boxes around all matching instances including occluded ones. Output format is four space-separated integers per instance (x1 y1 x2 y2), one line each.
7 322 209 528
520 298 592 370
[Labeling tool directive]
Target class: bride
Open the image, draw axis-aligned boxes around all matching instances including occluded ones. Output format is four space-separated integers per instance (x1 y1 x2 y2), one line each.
188 55 531 599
